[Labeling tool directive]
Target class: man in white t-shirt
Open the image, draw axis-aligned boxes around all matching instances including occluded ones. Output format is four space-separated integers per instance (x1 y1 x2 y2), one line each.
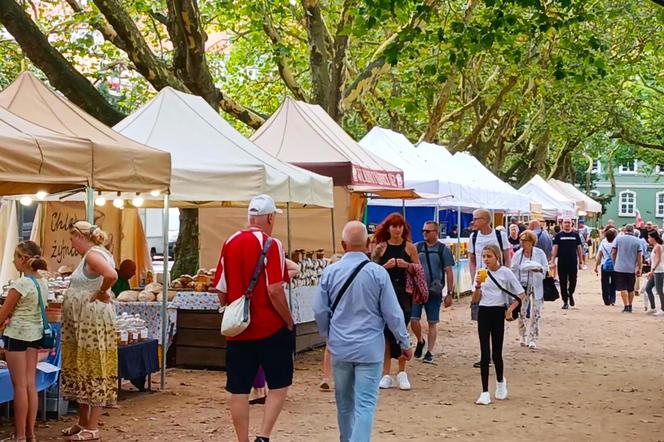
468 208 510 369
469 208 511 280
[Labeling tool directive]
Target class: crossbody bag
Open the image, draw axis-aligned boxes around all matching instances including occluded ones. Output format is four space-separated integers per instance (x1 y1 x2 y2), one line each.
220 238 273 337
487 271 522 321
26 276 55 349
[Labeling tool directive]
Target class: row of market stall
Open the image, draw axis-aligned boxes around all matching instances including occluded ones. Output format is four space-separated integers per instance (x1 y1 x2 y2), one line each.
0 72 602 398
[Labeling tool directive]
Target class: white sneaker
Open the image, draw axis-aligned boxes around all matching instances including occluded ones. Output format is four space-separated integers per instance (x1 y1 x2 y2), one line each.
475 391 491 405
654 310 664 317
495 378 508 400
379 375 394 389
528 341 537 349
396 371 411 390
646 308 657 314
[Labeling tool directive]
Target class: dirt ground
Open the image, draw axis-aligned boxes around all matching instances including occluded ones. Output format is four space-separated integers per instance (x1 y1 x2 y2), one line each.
2 267 663 441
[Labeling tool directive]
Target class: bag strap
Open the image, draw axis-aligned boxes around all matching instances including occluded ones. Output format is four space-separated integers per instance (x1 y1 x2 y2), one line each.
487 271 520 301
495 229 504 251
245 237 274 298
472 230 504 264
26 276 48 329
331 260 370 315
423 243 434 285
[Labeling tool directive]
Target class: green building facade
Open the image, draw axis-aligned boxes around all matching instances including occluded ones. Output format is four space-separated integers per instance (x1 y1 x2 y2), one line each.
593 160 664 227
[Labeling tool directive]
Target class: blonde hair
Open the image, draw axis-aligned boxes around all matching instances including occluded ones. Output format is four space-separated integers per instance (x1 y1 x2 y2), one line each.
16 240 48 271
519 229 538 244
481 244 502 262
70 221 108 246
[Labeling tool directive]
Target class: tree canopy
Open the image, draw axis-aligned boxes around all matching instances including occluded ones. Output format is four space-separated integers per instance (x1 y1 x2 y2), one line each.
0 0 662 273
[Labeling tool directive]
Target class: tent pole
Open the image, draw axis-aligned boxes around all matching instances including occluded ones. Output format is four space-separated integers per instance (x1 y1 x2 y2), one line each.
160 194 170 391
456 206 461 302
286 202 293 315
16 200 23 242
85 187 95 223
330 208 336 254
402 199 406 219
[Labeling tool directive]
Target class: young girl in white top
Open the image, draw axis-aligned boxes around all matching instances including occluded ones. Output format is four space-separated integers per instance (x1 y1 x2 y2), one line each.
472 244 525 405
645 231 664 315
0 241 49 442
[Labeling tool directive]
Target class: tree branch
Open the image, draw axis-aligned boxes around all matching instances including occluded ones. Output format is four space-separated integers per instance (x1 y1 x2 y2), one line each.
262 2 308 101
63 0 128 51
327 0 354 122
612 131 664 151
301 0 334 109
342 0 439 110
92 0 186 91
419 72 456 143
0 0 125 126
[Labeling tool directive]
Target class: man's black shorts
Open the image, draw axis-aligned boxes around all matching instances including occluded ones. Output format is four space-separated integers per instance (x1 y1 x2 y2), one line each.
4 336 41 352
614 272 636 292
226 326 294 394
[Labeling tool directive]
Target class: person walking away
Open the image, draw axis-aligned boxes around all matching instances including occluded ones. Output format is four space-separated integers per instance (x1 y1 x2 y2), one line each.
371 213 419 390
594 228 618 306
212 195 295 442
508 224 521 258
611 224 643 313
468 208 510 368
528 220 553 260
0 242 49 442
510 231 548 349
314 221 413 442
412 221 455 364
472 245 525 405
578 220 591 270
61 222 118 441
549 219 583 309
644 231 664 315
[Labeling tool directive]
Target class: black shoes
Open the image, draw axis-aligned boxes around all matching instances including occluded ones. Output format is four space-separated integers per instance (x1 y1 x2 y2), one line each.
414 339 426 359
562 303 569 310
423 351 434 364
569 296 575 307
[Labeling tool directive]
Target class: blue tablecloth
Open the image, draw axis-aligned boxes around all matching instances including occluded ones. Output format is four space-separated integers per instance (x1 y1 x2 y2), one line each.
0 323 62 405
118 339 159 391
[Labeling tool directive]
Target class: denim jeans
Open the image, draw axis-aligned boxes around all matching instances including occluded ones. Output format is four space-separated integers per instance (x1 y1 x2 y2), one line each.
332 360 383 442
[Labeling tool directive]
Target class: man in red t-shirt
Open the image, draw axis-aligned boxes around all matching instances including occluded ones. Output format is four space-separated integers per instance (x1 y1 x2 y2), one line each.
212 194 294 442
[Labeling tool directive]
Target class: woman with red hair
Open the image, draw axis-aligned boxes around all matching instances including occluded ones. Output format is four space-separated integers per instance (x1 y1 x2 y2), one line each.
371 213 419 390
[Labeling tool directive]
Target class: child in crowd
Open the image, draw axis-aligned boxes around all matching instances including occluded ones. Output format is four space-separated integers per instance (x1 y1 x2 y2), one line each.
0 241 49 442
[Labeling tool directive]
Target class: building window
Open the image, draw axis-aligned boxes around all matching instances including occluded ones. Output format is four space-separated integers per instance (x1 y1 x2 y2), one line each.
618 161 637 175
619 190 636 216
657 192 664 218
656 165 664 175
591 160 601 174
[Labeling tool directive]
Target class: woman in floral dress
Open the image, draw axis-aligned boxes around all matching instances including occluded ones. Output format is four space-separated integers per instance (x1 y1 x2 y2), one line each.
60 221 118 441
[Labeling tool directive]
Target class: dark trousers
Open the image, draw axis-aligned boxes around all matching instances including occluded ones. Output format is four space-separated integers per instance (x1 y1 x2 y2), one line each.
601 269 616 305
559 265 578 304
477 306 505 392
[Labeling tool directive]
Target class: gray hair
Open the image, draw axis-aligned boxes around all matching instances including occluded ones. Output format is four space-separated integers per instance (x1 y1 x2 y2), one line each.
625 224 635 233
342 221 368 246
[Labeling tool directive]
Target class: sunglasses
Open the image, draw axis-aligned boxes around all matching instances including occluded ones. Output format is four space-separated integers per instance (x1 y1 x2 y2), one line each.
422 229 436 233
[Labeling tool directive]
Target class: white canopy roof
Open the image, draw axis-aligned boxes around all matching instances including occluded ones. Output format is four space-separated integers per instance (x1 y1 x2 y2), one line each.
114 88 333 207
547 179 602 214
359 128 478 208
450 152 531 213
519 175 576 219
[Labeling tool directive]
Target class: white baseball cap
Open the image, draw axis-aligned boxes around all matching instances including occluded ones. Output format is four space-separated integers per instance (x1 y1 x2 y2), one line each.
248 194 283 215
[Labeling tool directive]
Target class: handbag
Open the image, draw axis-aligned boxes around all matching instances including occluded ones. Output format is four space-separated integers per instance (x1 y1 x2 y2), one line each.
26 276 55 349
220 238 273 337
487 271 522 320
470 301 479 321
542 274 560 302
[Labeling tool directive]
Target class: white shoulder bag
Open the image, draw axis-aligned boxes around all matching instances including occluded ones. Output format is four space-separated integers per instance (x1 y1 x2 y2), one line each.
221 238 273 337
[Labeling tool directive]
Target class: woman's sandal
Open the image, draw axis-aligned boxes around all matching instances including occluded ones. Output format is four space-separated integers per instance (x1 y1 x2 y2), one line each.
61 425 82 436
0 435 26 442
66 429 99 441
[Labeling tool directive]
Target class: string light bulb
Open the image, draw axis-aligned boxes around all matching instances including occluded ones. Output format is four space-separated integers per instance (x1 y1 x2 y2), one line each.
35 191 48 201
19 196 33 206
132 195 144 207
150 190 160 197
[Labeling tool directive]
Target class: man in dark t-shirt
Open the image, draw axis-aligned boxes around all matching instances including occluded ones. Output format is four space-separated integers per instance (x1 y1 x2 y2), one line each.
550 219 583 309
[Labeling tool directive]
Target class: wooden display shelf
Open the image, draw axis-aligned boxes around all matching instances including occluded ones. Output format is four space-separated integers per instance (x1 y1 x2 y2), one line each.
174 310 325 370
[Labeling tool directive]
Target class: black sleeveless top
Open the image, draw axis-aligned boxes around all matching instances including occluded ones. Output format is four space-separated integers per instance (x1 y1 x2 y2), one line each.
379 240 411 291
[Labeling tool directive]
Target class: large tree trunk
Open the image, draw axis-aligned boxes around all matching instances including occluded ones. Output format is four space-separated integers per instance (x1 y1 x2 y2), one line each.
171 209 199 278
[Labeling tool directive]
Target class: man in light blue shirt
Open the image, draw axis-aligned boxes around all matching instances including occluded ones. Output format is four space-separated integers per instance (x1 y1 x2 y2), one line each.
314 221 412 442
529 219 553 259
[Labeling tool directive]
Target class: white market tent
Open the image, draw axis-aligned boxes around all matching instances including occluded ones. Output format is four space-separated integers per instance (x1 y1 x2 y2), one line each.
359 127 478 208
519 175 576 219
450 152 531 213
547 179 602 214
114 87 333 207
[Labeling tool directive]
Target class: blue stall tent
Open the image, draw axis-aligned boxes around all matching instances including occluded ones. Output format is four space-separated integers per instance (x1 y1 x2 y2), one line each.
0 323 61 405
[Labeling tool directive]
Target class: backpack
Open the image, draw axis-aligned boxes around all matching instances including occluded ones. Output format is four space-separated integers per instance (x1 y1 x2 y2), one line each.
471 229 505 261
601 243 614 272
